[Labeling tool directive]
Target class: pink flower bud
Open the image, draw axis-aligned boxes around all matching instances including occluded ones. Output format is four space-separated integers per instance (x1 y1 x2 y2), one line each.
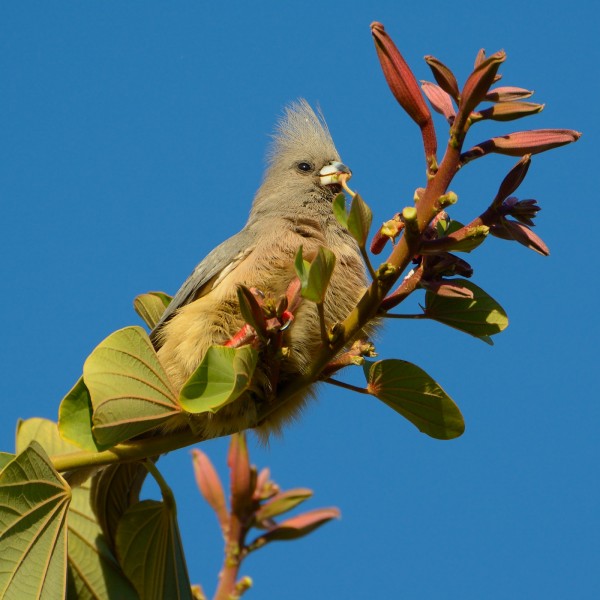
486 86 534 102
421 81 456 123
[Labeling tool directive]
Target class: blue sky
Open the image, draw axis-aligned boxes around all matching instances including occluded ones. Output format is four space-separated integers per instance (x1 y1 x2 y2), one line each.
0 2 596 598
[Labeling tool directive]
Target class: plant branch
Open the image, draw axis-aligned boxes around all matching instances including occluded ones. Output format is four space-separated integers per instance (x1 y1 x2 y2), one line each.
325 378 370 394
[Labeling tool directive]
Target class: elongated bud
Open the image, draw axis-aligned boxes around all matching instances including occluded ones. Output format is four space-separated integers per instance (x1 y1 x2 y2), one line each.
473 101 544 122
237 285 267 337
490 220 549 255
421 81 456 122
474 49 486 68
228 433 254 517
371 22 431 126
192 449 228 531
424 55 459 100
459 51 506 120
486 86 534 102
461 128 581 163
371 22 437 161
492 155 531 206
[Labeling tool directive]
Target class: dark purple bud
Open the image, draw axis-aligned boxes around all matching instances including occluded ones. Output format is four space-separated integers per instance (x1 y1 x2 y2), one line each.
501 197 541 226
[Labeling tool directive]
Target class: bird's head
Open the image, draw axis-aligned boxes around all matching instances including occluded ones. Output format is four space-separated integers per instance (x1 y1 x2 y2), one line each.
250 100 352 218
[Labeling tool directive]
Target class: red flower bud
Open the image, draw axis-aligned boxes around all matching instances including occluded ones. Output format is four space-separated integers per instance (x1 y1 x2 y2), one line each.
461 129 581 163
459 51 506 119
473 101 544 122
371 22 437 160
424 55 459 100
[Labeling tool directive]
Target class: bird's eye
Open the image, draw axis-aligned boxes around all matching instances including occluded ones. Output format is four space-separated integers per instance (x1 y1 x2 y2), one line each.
296 161 314 173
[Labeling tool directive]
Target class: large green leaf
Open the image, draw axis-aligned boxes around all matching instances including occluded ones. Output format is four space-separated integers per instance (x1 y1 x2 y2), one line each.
133 292 172 329
15 418 138 599
365 359 465 440
58 377 111 452
424 279 508 340
0 452 14 471
84 326 181 446
0 440 70 600
116 500 193 600
90 461 150 554
178 345 258 414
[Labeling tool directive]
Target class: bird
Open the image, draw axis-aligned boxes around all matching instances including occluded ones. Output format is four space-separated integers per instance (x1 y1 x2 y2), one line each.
87 100 370 550
149 99 369 441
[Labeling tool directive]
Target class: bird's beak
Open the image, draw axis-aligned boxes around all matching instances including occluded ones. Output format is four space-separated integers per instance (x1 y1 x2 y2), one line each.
319 161 352 187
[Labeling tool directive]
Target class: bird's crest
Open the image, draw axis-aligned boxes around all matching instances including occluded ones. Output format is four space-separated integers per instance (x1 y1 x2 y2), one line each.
267 99 339 166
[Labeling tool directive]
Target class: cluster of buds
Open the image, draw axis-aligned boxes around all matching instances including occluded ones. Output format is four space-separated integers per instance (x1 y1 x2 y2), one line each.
367 22 580 313
192 434 339 598
226 280 302 349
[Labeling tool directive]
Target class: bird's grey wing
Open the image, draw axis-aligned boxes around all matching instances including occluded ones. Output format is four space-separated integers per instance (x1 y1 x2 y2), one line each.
150 228 256 345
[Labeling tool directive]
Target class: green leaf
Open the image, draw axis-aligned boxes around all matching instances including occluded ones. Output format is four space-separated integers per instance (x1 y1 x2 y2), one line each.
116 500 193 600
0 452 14 471
0 441 70 600
84 326 181 446
14 418 138 599
58 377 111 452
299 247 337 304
365 359 465 440
254 488 313 523
347 193 373 248
331 193 348 228
133 292 172 329
436 219 464 237
178 345 258 414
424 279 509 340
436 218 452 237
294 245 310 288
90 462 150 554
